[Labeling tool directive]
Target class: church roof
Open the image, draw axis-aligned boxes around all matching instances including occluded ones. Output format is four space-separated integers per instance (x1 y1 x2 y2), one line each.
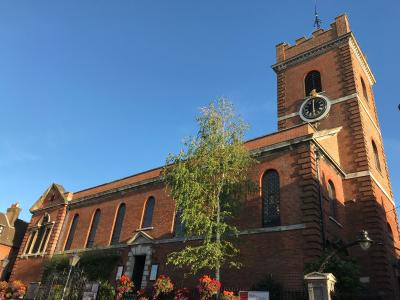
69 123 316 203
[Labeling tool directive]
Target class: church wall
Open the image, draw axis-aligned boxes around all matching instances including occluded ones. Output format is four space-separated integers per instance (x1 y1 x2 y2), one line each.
152 229 306 291
61 182 176 251
10 205 67 283
318 158 346 242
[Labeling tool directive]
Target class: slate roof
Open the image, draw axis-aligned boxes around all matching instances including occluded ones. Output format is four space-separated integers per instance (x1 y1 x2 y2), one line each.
0 211 28 248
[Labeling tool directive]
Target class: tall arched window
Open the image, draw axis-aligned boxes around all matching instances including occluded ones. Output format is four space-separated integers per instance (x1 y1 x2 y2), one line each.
262 170 280 227
142 197 155 228
327 180 337 219
305 70 322 96
64 214 79 251
174 210 185 237
111 203 126 245
29 213 53 255
372 140 381 171
86 209 101 248
361 77 368 101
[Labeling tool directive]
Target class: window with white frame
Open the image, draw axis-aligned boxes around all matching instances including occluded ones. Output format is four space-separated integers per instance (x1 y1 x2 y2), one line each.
24 213 53 255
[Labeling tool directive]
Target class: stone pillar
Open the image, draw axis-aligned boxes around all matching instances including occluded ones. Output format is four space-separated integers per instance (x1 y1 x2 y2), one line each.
304 272 336 300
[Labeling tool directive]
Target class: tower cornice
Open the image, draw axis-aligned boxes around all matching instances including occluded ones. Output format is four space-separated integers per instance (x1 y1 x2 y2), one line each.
272 33 376 85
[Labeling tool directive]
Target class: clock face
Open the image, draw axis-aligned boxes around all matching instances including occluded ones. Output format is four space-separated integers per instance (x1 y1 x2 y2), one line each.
300 96 329 121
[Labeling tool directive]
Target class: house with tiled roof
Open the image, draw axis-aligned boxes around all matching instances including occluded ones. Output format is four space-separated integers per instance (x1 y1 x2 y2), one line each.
0 203 28 281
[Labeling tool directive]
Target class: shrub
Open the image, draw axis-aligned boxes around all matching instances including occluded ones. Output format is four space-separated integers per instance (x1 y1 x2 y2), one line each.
305 253 361 299
43 249 120 282
80 249 120 281
251 275 282 299
97 281 115 300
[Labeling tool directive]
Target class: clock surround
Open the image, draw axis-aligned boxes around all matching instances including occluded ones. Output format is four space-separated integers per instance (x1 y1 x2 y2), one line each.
299 94 331 122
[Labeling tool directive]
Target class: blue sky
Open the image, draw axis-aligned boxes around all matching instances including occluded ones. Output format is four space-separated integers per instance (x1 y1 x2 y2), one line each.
0 1 399 221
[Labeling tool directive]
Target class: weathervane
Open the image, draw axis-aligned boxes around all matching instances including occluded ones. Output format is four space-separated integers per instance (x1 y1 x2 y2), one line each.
314 0 322 29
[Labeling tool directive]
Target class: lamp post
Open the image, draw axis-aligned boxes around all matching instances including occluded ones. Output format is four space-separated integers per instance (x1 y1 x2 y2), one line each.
0 258 10 280
61 253 80 300
318 230 374 272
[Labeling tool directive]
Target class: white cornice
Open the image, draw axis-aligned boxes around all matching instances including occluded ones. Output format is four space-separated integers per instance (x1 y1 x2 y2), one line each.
272 33 351 72
272 32 376 87
346 170 394 205
348 34 376 85
356 94 382 137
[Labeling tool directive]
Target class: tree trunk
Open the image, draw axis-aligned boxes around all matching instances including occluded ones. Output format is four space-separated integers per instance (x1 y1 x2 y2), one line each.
216 196 221 282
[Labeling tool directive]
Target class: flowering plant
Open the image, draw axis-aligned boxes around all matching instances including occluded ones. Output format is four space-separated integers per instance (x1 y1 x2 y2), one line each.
198 275 221 300
1 280 26 299
153 275 174 297
221 290 236 300
174 288 189 300
136 289 148 300
0 281 7 300
0 282 7 292
116 274 134 299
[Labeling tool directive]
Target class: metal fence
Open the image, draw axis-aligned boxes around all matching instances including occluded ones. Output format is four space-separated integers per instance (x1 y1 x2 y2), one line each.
33 268 88 300
123 288 307 300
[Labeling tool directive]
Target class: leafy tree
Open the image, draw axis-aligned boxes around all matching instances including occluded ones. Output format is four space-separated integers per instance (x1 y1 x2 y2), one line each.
164 98 256 281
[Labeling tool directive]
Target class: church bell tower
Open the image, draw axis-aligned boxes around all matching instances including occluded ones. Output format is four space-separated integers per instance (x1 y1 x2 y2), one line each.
272 14 400 298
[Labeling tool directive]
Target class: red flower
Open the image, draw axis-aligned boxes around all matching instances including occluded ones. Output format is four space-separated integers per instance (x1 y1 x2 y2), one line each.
153 275 174 297
116 275 134 297
198 275 221 300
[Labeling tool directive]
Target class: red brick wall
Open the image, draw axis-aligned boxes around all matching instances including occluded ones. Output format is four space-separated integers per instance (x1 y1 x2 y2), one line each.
10 203 67 283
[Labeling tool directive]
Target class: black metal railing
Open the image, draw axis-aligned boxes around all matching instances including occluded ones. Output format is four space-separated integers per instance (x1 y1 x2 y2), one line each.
123 288 307 300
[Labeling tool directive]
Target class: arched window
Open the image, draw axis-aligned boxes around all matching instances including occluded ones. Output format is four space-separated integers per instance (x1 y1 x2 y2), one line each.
24 232 35 255
305 71 322 96
387 223 394 241
29 213 52 255
372 140 381 171
42 213 50 223
111 203 126 245
174 210 185 238
361 77 368 101
262 170 280 227
65 214 79 251
142 197 155 228
32 226 46 253
327 180 337 219
86 209 101 248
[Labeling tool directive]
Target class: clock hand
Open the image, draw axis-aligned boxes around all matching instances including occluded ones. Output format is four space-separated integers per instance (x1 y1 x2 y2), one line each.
312 99 315 115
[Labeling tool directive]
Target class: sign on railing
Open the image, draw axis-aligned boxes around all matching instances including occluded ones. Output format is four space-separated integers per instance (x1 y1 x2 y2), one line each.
239 291 269 300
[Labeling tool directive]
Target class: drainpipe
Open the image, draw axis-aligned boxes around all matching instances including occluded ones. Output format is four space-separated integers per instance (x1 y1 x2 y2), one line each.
315 148 326 251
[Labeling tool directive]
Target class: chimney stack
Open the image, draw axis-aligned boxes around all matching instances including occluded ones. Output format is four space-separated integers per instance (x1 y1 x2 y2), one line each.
6 203 21 226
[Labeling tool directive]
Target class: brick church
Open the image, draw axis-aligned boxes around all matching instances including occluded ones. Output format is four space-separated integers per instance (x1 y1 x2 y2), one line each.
10 14 400 299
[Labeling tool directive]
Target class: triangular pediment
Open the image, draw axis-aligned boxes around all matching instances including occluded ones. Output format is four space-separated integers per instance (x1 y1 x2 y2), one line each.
313 126 342 165
127 230 154 245
304 272 336 281
30 183 69 213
